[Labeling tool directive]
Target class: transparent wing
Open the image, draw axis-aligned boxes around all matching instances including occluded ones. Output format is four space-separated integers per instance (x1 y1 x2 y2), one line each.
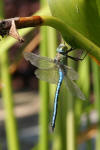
35 67 59 84
24 52 78 81
24 52 55 69
63 65 79 80
64 76 86 100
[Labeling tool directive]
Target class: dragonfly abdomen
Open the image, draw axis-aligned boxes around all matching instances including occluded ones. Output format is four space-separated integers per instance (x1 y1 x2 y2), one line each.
51 69 64 131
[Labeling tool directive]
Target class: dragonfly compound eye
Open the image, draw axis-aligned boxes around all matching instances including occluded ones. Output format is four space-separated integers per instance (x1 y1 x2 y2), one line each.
56 44 68 55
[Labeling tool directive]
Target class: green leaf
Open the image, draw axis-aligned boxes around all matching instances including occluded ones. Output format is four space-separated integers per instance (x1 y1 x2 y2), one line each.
48 0 100 47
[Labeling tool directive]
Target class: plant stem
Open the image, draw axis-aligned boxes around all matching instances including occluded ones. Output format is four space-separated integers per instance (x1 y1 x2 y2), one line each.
39 26 49 150
1 51 20 150
39 1 49 148
0 1 4 149
12 16 100 60
0 6 50 56
47 28 61 150
1 15 100 60
0 0 4 19
39 0 49 150
66 93 75 150
78 57 91 150
43 16 100 60
65 45 77 150
91 61 100 150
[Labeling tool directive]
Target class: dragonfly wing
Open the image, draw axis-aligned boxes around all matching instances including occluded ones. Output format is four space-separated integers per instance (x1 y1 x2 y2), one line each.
64 76 86 100
35 67 59 84
63 65 79 80
24 52 55 69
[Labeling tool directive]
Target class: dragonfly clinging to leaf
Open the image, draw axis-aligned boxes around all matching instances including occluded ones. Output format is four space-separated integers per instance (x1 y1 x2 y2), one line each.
24 43 86 131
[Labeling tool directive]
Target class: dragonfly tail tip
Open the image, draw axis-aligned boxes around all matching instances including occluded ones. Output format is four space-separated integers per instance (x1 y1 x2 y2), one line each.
51 123 55 132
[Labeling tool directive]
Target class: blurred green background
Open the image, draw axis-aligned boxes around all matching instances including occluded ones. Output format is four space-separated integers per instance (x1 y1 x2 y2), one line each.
0 0 100 150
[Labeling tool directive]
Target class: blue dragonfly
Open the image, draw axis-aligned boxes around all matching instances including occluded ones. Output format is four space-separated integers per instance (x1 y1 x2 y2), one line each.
24 43 86 130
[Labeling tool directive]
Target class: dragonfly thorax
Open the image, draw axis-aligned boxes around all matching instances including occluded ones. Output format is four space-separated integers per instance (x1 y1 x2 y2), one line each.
54 52 67 66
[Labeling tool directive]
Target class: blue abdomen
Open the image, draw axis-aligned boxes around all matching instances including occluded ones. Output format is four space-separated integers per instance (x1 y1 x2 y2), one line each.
51 69 64 130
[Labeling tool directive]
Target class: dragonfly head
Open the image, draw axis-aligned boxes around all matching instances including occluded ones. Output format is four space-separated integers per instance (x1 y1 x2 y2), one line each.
56 44 69 55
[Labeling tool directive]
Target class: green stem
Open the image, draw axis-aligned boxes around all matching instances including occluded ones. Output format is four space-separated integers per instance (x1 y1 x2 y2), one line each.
47 28 61 150
91 61 100 150
0 0 4 19
0 6 50 56
42 16 100 60
66 45 76 150
39 26 49 150
0 0 4 149
78 57 91 149
66 93 75 150
1 14 100 60
1 51 20 150
39 2 50 150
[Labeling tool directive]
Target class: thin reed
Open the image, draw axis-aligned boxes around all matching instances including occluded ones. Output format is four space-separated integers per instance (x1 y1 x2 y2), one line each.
0 1 20 150
0 1 100 150
92 61 100 150
39 0 49 150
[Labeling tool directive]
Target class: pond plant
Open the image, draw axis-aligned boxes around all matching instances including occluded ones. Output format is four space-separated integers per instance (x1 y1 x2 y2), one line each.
0 0 100 150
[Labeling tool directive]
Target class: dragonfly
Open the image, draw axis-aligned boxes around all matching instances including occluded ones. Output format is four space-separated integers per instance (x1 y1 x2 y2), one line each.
24 43 86 131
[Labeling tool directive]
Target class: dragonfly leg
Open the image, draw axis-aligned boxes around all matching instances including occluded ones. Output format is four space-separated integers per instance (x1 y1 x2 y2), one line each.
67 52 87 61
66 55 83 61
66 47 76 53
66 47 88 60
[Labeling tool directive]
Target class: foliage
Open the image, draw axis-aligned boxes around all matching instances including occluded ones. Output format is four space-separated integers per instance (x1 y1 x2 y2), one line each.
0 0 100 150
